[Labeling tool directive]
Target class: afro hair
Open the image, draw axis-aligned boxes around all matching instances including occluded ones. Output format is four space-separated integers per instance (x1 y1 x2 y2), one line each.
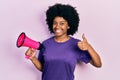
46 3 80 35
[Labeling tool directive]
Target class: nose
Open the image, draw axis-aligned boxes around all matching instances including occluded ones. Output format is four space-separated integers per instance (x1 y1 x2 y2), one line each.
54 23 60 29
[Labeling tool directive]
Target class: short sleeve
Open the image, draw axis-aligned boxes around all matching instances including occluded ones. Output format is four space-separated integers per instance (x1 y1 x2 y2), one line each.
78 50 91 64
38 44 45 66
74 39 91 64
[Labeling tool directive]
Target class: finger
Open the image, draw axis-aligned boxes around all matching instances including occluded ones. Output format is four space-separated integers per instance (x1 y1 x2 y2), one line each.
82 34 87 41
31 48 35 51
25 48 31 55
31 50 37 57
29 48 36 54
78 41 83 49
28 50 37 59
82 33 85 40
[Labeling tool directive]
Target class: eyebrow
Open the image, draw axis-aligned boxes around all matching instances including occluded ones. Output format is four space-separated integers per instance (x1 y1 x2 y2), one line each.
53 20 67 23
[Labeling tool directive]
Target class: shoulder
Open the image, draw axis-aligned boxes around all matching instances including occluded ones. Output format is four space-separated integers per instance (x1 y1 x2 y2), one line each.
70 36 81 43
39 37 54 50
41 36 54 45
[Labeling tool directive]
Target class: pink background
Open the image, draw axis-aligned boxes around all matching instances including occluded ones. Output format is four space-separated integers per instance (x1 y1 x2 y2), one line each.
0 0 120 80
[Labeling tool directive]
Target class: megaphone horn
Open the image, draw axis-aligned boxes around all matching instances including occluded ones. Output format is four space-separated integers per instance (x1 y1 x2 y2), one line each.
16 32 41 50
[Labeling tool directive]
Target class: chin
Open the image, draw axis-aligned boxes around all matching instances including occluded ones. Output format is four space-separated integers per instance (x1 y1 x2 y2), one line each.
54 33 62 36
54 34 63 37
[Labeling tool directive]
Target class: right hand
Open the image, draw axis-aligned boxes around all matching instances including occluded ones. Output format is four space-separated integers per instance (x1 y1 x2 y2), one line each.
25 48 37 60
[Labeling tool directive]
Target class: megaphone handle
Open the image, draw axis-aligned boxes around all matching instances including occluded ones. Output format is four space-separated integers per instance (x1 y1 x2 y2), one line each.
25 55 30 59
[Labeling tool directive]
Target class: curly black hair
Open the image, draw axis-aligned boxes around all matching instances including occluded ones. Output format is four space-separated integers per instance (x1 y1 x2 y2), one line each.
46 3 80 35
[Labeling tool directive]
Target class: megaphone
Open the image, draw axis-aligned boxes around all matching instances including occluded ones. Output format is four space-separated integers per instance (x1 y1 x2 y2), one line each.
16 32 41 59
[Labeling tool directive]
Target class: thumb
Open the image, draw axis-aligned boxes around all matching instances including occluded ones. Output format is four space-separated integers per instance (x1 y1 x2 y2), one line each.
82 33 86 40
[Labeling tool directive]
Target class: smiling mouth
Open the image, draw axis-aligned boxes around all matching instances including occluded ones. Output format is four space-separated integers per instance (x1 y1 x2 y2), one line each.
54 29 62 33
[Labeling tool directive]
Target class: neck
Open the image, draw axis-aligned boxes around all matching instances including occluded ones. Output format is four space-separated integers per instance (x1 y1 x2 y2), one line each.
54 35 70 42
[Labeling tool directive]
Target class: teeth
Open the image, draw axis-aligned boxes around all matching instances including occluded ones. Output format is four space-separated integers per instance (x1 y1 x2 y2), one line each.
55 30 61 33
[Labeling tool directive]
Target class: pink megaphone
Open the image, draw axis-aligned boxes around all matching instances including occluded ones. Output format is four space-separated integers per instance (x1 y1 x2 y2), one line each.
16 32 41 50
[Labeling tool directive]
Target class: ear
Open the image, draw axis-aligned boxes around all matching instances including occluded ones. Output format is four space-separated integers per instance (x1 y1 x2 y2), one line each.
68 26 70 29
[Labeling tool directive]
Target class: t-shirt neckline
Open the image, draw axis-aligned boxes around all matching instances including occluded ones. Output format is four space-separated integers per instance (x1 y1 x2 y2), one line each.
52 36 72 44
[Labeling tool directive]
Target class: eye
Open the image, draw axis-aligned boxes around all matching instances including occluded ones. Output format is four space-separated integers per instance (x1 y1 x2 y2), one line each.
60 22 65 26
53 22 57 26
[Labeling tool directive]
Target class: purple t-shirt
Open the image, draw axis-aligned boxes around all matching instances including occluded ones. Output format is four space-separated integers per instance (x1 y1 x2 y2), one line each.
38 36 91 80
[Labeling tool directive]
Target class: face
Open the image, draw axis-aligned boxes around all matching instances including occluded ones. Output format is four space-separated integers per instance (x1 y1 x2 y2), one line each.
53 16 69 37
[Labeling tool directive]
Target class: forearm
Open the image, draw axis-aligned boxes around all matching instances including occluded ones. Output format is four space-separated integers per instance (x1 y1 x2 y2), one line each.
30 57 43 71
88 44 102 67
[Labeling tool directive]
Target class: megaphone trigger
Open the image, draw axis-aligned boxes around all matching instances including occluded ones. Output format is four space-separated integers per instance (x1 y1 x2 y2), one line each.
25 55 31 59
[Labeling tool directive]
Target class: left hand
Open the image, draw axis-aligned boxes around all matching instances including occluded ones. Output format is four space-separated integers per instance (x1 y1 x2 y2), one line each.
77 34 91 51
78 34 102 67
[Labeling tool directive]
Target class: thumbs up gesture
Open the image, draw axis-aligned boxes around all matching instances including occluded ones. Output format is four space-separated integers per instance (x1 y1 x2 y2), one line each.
77 34 91 51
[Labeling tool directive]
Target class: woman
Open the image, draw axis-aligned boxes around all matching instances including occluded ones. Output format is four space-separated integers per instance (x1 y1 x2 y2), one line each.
25 3 102 80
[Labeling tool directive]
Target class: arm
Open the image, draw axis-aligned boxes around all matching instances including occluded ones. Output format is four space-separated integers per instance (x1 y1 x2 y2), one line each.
87 44 102 67
25 48 43 71
77 34 102 68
